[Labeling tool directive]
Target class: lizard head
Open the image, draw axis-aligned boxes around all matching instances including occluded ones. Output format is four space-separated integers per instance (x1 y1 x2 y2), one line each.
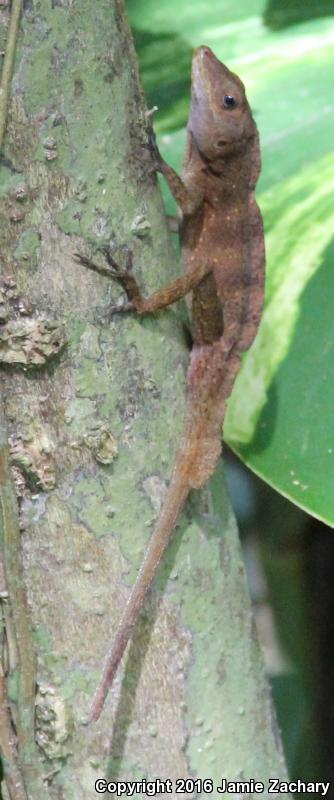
189 46 257 162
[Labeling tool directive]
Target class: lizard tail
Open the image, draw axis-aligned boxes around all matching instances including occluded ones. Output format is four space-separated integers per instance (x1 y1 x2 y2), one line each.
90 345 236 721
90 468 190 722
90 340 242 721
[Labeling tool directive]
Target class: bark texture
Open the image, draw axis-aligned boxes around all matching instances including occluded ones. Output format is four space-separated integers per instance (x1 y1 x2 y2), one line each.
0 0 288 797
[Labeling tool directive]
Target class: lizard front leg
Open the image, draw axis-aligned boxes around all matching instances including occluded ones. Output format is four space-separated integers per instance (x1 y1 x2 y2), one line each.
147 122 204 216
75 247 212 315
131 261 212 314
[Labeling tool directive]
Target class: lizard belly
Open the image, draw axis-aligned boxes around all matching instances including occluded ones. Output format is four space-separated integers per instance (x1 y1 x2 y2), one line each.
184 208 246 348
191 271 224 344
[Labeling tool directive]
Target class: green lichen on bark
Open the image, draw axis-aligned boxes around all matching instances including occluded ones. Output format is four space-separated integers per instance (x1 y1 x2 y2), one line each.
0 0 288 798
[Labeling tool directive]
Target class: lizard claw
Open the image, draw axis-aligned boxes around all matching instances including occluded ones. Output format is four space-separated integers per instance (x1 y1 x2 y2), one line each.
146 105 159 124
74 250 129 282
98 246 121 270
99 246 133 276
74 252 115 276
147 125 157 154
145 110 163 173
146 106 159 150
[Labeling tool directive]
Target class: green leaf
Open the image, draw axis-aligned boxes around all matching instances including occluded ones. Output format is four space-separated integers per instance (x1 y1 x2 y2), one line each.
128 0 334 525
225 153 334 527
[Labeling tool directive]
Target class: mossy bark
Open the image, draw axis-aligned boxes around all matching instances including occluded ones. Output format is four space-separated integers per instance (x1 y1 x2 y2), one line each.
0 0 288 797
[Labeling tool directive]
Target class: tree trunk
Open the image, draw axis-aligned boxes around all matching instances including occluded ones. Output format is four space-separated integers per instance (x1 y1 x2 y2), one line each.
0 0 288 797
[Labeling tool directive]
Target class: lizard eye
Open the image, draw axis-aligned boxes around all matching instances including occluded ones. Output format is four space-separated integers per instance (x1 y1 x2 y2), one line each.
223 94 236 109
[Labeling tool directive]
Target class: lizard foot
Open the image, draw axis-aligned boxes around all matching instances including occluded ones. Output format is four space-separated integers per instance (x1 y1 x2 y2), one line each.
74 247 143 310
99 246 143 307
145 108 163 174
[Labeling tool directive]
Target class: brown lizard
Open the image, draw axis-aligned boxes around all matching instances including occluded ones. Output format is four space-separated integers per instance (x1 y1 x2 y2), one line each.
80 45 265 721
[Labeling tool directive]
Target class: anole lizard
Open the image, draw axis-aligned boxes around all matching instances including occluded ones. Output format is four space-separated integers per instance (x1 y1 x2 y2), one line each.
81 45 265 721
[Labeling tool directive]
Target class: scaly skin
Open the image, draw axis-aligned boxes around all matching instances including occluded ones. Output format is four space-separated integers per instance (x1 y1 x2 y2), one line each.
88 46 265 720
